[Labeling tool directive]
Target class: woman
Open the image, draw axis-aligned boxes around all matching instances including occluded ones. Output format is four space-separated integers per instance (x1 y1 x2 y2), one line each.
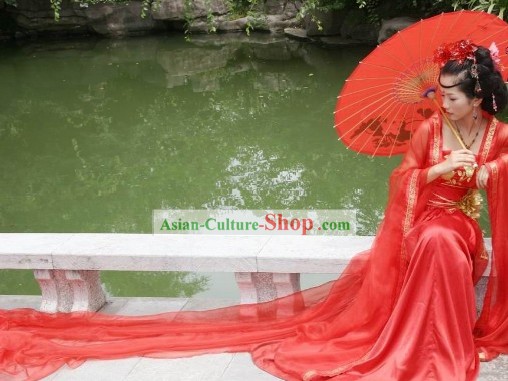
2 40 508 381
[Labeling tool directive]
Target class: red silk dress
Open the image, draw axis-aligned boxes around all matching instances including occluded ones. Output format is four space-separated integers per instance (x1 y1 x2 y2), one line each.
2 112 508 381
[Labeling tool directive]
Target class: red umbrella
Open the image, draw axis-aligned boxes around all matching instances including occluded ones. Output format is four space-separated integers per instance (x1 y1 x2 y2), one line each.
334 11 508 157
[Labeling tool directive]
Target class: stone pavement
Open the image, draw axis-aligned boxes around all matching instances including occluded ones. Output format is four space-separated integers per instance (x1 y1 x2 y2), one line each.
1 296 506 381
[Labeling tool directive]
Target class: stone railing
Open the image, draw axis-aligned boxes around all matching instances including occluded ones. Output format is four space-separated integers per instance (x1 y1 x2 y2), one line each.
0 233 491 313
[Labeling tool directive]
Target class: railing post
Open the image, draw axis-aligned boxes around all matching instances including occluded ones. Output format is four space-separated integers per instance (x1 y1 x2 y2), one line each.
475 276 489 316
64 270 106 312
234 272 300 303
34 269 73 313
34 269 106 312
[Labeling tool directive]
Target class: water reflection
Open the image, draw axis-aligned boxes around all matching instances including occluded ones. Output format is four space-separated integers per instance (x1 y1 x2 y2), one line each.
203 145 306 209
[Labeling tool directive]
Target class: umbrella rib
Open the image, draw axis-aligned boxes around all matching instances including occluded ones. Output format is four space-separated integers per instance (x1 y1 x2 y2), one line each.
464 11 498 40
359 61 418 76
365 47 414 73
349 100 404 150
375 101 408 156
336 89 397 113
428 13 443 50
336 83 391 99
346 76 407 81
362 101 406 156
474 28 508 46
444 10 464 41
408 103 418 154
394 20 417 65
418 16 422 74
362 61 436 89
339 96 401 144
370 102 407 157
387 104 413 157
396 82 431 95
335 93 395 128
391 103 416 157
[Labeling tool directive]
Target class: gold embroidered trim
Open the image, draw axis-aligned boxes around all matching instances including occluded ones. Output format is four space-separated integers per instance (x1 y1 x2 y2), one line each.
403 171 419 236
432 115 441 165
480 118 497 164
491 161 499 193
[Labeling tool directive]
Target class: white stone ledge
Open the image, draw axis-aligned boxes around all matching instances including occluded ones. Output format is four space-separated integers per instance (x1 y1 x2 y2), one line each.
0 234 373 272
257 235 375 273
0 234 493 313
0 233 491 273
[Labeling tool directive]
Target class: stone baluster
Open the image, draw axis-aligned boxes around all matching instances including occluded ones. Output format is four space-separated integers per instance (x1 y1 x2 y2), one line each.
34 269 106 313
235 272 300 302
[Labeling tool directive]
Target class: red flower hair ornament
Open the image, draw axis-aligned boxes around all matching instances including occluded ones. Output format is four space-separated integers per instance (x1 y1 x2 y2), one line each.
433 39 478 68
433 39 482 96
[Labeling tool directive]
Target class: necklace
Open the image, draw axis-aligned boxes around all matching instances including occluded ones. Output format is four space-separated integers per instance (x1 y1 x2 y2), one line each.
454 119 481 150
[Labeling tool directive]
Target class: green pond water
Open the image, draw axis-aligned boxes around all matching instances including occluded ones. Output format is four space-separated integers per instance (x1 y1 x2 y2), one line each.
0 33 492 299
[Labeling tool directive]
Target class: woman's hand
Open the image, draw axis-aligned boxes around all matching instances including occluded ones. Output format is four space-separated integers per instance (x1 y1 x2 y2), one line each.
440 149 477 174
476 164 489 189
426 149 477 184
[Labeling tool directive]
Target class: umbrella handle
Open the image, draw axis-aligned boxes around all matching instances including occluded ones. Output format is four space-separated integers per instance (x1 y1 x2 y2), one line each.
425 91 478 174
425 92 467 150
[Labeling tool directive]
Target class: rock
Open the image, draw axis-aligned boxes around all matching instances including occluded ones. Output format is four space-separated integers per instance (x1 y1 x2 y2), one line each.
152 0 228 21
0 1 16 40
284 27 311 42
348 23 377 44
217 16 249 32
1 0 377 44
188 15 255 33
265 0 285 15
340 8 377 44
305 9 345 37
377 17 417 43
189 13 298 34
317 35 363 47
8 0 88 34
83 3 164 37
265 0 299 19
266 14 299 32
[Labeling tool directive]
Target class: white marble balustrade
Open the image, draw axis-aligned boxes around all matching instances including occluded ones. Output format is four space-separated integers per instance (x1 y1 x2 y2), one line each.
0 233 491 313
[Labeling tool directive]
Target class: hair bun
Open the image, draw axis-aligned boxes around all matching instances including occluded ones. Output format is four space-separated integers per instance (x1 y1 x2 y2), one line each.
475 46 495 71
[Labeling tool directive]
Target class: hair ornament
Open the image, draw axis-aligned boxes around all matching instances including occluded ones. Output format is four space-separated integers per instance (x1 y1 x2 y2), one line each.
493 93 498 112
470 63 482 95
434 39 482 96
433 40 477 68
489 42 503 71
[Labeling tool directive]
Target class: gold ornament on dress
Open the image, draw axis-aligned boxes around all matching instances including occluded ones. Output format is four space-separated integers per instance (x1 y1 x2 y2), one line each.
428 189 482 220
441 153 476 185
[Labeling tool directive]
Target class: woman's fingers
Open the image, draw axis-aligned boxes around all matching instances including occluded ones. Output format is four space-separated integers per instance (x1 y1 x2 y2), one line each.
476 165 489 189
455 149 474 154
449 150 476 166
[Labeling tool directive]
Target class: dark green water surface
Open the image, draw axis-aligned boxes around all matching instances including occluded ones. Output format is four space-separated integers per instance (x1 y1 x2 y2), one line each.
0 33 442 298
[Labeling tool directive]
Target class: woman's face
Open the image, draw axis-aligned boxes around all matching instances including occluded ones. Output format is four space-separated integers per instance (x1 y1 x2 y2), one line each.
439 74 480 122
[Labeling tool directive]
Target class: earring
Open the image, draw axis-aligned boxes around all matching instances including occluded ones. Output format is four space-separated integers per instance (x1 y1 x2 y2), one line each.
473 107 478 120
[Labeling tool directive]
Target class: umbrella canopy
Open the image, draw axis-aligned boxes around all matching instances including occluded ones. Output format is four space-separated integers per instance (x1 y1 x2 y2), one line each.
334 11 508 157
